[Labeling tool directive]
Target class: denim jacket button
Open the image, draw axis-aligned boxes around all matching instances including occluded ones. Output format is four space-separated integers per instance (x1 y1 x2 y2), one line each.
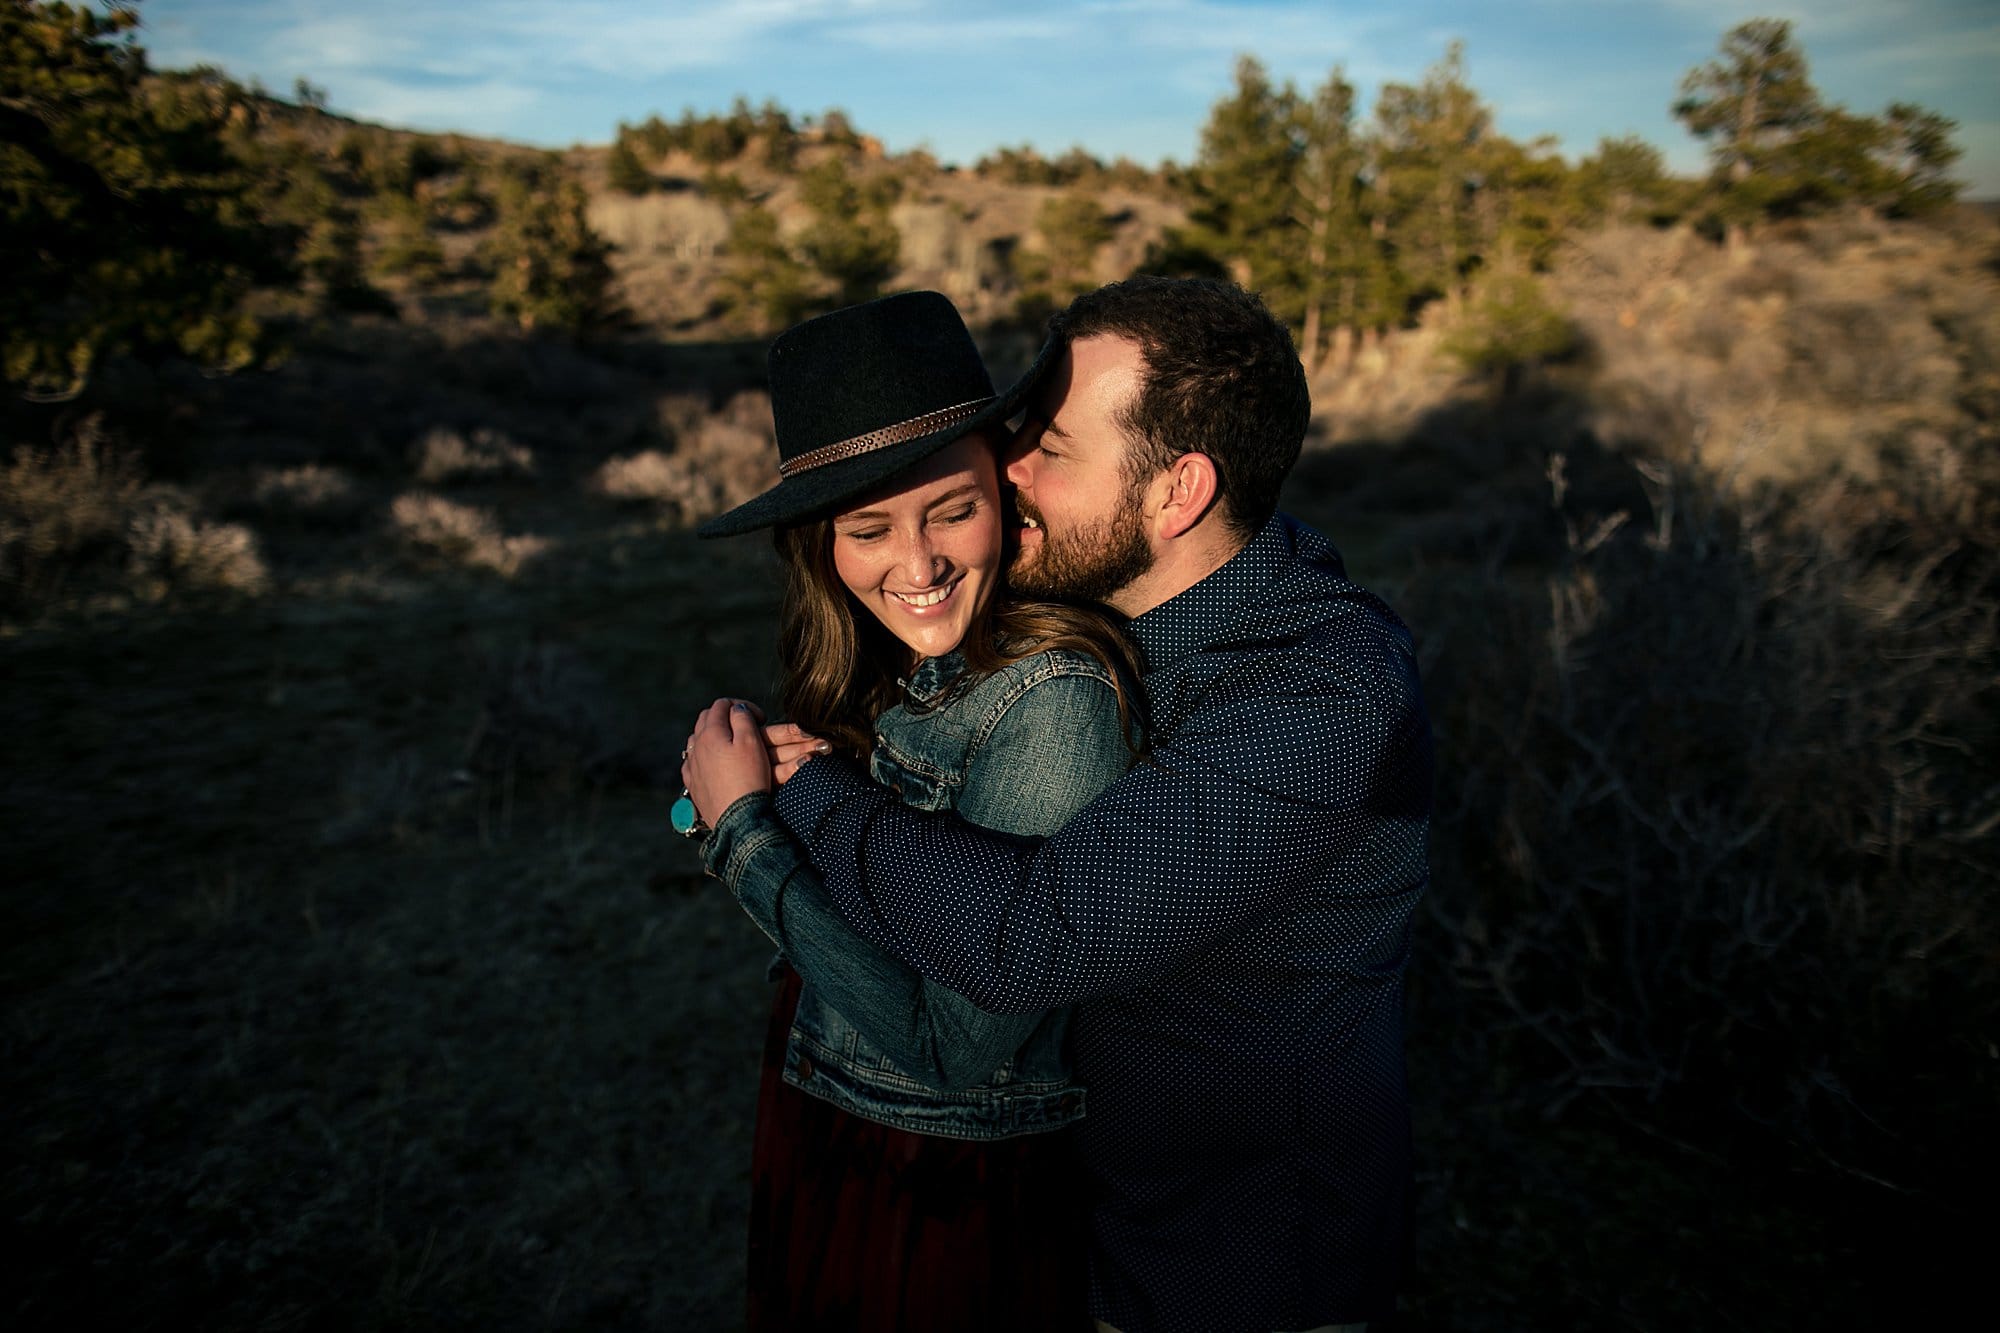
796 1055 815 1081
1058 1093 1081 1114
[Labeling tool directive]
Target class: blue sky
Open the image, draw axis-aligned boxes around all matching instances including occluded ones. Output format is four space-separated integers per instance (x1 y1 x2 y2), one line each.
140 0 2000 195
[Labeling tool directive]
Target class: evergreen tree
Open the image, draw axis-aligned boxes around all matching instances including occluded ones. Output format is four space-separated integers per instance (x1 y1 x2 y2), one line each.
1765 106 1887 215
1372 42 1495 310
1441 267 1579 396
817 108 862 152
1876 103 1962 217
721 201 815 330
371 193 446 284
1674 20 1962 234
1674 18 1823 245
1477 133 1579 272
1 0 270 396
482 162 618 337
1178 56 1303 304
605 131 652 195
1016 191 1113 323
1292 67 1386 372
1575 135 1684 226
753 99 797 169
1171 58 1401 365
216 109 382 312
796 159 900 307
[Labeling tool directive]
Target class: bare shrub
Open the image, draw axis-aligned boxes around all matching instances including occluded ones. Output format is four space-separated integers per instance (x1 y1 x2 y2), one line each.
389 492 545 576
1684 301 1740 362
3 430 268 611
127 505 270 595
0 434 146 610
1723 257 1800 301
244 463 369 530
409 425 537 485
591 391 774 525
593 449 695 504
251 463 360 512
1781 300 1946 405
1413 442 1998 1194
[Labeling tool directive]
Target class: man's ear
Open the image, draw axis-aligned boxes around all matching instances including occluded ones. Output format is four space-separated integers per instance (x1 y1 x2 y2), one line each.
1149 452 1222 541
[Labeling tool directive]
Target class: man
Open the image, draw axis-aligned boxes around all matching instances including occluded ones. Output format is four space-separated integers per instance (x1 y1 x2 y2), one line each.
772 277 1431 1333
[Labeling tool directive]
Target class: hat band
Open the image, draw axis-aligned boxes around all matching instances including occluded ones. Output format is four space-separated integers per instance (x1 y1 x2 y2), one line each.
778 397 994 478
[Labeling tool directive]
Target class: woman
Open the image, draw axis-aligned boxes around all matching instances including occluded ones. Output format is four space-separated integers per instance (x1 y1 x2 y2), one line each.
675 291 1140 1333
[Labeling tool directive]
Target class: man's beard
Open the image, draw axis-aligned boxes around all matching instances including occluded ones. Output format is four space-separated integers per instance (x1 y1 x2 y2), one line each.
1008 493 1153 604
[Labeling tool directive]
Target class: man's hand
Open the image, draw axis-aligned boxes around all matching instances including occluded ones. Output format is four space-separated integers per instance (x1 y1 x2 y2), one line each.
764 721 832 784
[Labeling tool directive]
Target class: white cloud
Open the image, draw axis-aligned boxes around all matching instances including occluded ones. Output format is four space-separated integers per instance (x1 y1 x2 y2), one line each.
339 75 541 135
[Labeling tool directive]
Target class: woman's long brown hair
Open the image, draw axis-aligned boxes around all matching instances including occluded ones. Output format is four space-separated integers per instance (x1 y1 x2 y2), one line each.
773 519 1146 759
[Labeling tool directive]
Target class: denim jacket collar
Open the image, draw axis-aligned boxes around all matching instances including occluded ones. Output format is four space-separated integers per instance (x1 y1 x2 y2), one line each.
899 650 967 705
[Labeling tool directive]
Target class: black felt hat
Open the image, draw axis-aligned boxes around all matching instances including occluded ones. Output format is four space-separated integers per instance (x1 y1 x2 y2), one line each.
697 291 1054 537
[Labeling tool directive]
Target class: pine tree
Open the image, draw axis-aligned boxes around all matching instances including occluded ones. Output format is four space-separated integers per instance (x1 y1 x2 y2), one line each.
483 161 618 337
752 99 797 169
372 193 446 284
1766 107 1887 215
1876 103 1962 217
796 159 900 307
1 1 271 397
1372 43 1495 311
1575 136 1684 226
721 202 815 331
1016 192 1113 324
1673 18 1823 246
1477 133 1580 272
1179 56 1302 303
1442 267 1579 396
605 132 652 196
1292 68 1385 373
223 115 383 311
1171 58 1402 367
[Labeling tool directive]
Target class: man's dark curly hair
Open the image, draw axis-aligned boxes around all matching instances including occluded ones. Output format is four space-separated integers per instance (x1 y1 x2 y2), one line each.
1048 277 1309 537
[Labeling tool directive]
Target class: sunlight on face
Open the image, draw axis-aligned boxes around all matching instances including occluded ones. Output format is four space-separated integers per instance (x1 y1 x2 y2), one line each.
830 433 1003 661
1004 334 1156 607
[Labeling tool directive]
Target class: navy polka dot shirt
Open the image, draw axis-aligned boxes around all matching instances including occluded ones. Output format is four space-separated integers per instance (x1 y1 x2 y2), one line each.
773 513 1433 1333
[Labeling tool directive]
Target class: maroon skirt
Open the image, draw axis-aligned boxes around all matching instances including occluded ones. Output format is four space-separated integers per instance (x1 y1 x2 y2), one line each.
746 967 1091 1333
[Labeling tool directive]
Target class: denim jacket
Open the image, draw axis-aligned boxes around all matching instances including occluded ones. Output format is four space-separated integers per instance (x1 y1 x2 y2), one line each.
702 645 1130 1140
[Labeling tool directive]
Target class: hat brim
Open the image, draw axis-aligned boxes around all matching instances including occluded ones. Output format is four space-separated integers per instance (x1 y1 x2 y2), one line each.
696 332 1059 538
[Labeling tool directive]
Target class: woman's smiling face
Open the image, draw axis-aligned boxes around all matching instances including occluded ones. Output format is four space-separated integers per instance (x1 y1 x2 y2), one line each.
830 433 1003 661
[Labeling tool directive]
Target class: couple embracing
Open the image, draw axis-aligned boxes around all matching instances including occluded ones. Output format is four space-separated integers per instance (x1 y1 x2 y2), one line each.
676 278 1432 1333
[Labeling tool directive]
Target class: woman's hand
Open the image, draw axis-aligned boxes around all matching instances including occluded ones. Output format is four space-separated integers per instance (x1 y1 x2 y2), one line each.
764 721 832 785
681 699 774 828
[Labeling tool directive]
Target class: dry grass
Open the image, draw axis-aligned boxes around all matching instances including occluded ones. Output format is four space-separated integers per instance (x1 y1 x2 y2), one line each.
7 211 1995 1330
1350 417 1997 1326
